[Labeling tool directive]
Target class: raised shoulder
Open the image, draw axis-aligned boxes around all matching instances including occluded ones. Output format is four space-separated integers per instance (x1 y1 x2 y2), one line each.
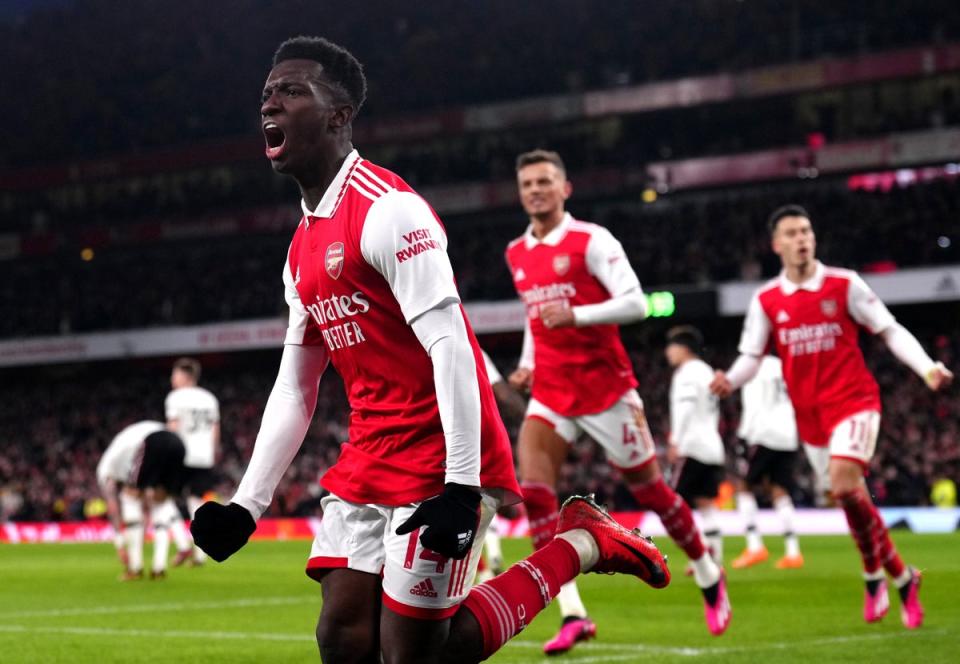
567 218 606 237
823 265 858 283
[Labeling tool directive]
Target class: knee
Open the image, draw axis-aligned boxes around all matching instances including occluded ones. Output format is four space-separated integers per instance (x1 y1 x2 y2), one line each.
316 613 376 663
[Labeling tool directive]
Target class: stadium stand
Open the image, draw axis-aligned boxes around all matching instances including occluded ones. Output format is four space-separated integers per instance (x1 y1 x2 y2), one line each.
1 0 957 524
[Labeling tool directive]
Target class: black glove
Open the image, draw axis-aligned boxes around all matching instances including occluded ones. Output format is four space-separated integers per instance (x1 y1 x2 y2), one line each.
395 483 481 560
190 502 257 562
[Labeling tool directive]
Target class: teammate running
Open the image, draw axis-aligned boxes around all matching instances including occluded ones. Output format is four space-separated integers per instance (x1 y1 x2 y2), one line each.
665 326 726 567
165 357 220 566
190 37 669 664
732 354 803 570
711 204 953 629
506 149 730 651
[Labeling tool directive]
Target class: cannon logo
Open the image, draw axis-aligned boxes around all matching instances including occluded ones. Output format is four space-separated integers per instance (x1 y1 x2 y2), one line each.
325 242 345 280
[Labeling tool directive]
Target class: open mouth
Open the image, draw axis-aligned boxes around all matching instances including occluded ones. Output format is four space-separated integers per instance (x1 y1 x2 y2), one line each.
263 122 287 159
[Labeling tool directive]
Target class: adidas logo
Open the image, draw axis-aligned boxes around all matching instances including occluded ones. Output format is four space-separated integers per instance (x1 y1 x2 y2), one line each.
776 310 790 323
457 529 474 553
514 268 526 281
409 578 439 598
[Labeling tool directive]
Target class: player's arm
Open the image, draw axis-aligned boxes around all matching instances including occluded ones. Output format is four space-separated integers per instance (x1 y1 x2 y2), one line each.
509 318 535 391
847 274 953 390
540 227 647 329
191 257 330 562
361 190 483 559
710 294 769 397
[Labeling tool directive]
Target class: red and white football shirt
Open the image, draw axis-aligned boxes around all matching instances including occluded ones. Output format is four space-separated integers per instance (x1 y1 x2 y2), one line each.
738 262 895 446
283 150 519 506
505 214 640 417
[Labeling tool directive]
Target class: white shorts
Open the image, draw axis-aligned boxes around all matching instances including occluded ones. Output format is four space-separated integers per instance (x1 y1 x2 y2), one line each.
307 491 501 620
803 410 880 492
526 389 656 471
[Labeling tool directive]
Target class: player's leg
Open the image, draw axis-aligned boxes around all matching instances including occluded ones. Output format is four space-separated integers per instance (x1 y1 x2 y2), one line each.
119 489 144 580
733 448 768 568
317 569 382 663
769 451 802 568
588 392 730 636
184 468 214 564
149 489 172 579
829 411 920 628
379 495 669 664
308 496 388 662
516 403 594 653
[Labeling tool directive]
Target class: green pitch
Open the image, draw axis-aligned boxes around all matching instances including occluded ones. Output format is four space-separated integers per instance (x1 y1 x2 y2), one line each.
1 534 957 663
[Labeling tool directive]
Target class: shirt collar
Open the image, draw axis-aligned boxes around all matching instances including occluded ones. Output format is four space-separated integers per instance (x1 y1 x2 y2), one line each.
524 212 573 249
779 260 825 295
300 149 361 226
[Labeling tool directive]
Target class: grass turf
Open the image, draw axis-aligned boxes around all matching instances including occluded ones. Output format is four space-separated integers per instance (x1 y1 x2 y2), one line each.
0 533 957 663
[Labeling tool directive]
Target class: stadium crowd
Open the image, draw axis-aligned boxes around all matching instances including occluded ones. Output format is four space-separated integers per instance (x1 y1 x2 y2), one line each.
2 177 957 339
2 0 957 167
2 330 955 523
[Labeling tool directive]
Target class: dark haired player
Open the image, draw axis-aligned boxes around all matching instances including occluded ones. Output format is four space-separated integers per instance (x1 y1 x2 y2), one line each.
506 150 730 648
190 37 669 663
664 326 726 568
711 205 953 629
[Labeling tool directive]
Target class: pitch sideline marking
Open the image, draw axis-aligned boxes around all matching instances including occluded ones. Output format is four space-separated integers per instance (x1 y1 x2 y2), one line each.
0 596 316 619
512 627 951 661
0 623 947 657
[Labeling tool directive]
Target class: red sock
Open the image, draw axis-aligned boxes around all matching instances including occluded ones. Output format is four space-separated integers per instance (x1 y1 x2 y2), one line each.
630 478 706 560
838 489 882 574
522 482 559 551
460 538 580 659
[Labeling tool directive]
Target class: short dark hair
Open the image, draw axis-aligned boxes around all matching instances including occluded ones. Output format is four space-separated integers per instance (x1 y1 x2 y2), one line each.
666 325 704 356
767 204 811 234
515 149 566 174
273 36 367 113
173 357 201 381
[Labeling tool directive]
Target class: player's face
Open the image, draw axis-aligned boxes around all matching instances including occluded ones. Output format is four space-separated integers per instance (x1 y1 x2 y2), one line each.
170 368 189 389
260 59 352 176
517 162 571 220
772 216 816 268
664 343 685 368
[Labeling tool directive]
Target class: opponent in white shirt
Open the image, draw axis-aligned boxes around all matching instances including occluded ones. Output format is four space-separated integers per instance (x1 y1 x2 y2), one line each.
97 420 188 579
732 355 804 570
165 357 220 565
665 326 725 566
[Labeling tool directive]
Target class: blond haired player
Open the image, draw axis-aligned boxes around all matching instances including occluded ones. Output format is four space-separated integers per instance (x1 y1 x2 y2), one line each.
165 357 220 565
506 150 729 652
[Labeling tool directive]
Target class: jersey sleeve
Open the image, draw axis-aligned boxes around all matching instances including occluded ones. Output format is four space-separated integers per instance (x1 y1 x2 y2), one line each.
360 191 461 323
584 226 642 297
164 392 178 421
282 250 324 346
847 273 895 334
737 292 772 356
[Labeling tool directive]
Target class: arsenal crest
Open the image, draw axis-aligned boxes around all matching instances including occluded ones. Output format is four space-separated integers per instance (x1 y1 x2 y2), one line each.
553 253 570 276
325 242 345 280
820 298 837 317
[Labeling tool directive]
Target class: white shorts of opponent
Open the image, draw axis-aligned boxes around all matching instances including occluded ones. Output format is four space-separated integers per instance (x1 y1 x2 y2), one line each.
803 410 880 494
526 389 656 472
307 490 502 620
